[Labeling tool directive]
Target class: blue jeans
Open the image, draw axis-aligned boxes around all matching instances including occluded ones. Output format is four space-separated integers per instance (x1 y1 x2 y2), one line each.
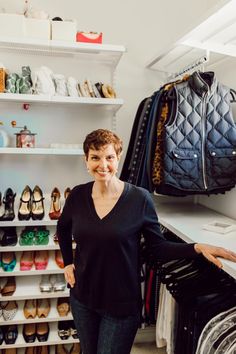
70 293 140 354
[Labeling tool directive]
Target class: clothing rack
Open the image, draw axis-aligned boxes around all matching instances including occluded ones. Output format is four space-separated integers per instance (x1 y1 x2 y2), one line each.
166 53 209 82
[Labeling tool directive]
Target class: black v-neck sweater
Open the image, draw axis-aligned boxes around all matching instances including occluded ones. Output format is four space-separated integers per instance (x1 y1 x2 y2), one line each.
57 182 197 317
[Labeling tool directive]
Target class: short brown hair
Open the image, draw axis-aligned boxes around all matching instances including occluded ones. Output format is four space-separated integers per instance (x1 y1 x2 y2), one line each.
83 129 123 159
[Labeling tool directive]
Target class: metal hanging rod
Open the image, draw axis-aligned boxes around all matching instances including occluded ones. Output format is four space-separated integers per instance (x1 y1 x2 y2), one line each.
167 52 210 81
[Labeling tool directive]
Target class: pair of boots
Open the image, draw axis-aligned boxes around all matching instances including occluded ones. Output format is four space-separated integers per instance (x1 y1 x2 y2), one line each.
5 66 32 94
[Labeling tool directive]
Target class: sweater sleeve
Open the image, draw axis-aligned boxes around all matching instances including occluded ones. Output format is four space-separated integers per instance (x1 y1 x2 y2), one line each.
142 192 198 262
57 192 73 266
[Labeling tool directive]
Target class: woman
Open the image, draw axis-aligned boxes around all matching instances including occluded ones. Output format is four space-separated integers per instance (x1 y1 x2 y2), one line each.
57 129 236 354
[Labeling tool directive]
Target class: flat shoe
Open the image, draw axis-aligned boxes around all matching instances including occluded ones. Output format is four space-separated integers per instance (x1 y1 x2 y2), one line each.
0 227 17 247
34 250 49 270
20 251 34 271
57 297 70 317
1 252 16 272
39 275 53 293
23 323 36 343
37 298 50 318
4 324 18 344
36 322 49 342
55 249 64 269
23 299 37 319
1 277 16 296
2 301 18 321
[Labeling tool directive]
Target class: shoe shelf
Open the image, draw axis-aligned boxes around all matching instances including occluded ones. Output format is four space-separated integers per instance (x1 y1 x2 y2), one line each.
0 239 76 253
0 37 126 68
0 93 124 113
0 276 69 301
0 322 80 349
0 147 84 156
0 299 73 326
0 219 57 227
0 251 64 277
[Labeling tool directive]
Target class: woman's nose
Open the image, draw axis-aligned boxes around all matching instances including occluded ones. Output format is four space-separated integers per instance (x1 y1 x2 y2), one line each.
99 159 107 168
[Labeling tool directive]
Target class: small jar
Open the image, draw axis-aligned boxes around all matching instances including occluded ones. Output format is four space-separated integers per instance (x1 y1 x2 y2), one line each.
15 126 36 148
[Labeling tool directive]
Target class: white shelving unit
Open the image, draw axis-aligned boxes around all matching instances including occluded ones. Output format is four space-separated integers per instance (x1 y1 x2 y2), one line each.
0 93 124 113
146 0 236 77
0 37 126 351
0 147 84 156
0 37 125 68
155 200 236 279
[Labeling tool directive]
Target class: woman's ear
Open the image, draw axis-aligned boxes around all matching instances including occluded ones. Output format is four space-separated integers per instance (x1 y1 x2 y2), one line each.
117 151 123 161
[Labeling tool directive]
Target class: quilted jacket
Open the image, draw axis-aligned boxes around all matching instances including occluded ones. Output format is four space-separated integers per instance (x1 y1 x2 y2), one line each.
163 71 236 193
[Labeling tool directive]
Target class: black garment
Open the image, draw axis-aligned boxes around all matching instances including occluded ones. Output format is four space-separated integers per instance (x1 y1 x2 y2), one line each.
57 181 197 317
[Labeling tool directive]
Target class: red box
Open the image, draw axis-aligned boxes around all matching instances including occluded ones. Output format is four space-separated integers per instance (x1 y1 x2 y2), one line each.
76 32 103 44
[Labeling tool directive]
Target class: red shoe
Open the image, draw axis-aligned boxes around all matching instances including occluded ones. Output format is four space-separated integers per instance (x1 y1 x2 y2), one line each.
34 250 49 270
20 251 34 271
55 250 64 269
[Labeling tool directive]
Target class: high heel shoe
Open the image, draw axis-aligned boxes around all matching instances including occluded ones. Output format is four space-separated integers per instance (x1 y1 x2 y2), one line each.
49 187 61 220
0 188 16 221
23 299 37 319
64 187 71 200
31 185 45 220
37 298 50 318
18 185 32 220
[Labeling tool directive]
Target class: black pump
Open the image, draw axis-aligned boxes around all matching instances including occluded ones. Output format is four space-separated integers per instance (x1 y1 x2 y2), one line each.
0 188 16 221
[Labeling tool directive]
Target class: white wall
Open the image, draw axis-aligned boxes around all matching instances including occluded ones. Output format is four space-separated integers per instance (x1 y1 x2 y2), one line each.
1 0 235 221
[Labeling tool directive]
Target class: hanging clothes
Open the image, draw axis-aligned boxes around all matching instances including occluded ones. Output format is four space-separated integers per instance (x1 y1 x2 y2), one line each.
121 71 236 196
156 234 236 354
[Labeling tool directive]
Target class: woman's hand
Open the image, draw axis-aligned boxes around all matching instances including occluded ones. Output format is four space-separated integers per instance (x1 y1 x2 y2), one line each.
194 243 236 268
64 264 75 288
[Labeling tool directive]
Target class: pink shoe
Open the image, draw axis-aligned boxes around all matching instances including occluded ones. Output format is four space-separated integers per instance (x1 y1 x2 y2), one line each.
20 251 34 271
34 250 49 270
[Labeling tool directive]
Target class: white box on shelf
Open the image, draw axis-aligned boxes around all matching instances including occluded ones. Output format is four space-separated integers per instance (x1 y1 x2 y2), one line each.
203 221 236 234
0 13 24 38
51 20 77 41
24 18 51 40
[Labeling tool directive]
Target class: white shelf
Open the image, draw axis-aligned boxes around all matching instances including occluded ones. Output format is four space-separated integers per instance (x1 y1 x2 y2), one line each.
0 37 126 68
0 276 69 301
0 219 57 227
0 93 124 113
0 147 84 156
0 298 73 326
0 322 80 349
146 0 236 74
155 200 236 279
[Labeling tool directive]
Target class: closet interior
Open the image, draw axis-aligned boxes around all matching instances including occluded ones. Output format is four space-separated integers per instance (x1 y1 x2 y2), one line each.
1 0 236 353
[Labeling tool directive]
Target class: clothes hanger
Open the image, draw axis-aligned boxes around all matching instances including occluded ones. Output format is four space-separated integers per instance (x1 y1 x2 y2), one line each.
230 88 236 103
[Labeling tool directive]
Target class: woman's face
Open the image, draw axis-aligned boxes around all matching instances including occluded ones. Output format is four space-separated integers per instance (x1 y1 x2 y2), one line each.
86 144 120 182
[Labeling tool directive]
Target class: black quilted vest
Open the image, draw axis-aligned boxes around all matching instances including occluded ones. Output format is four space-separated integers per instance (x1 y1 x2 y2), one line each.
163 71 236 193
